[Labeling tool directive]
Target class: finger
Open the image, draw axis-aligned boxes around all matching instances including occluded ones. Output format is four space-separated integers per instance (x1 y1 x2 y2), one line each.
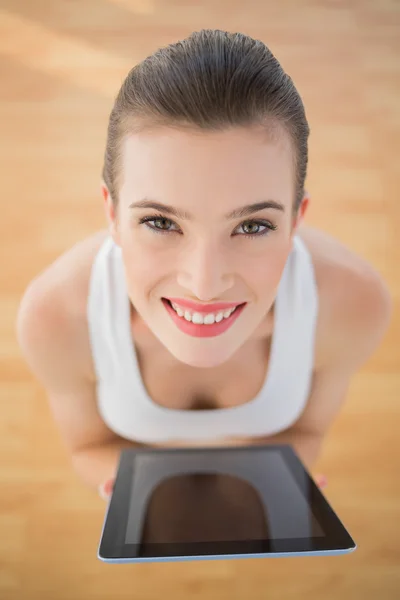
98 482 109 500
98 479 115 500
315 474 328 489
104 479 115 495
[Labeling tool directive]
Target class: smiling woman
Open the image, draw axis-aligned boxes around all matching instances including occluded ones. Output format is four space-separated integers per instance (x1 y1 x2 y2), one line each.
16 29 392 499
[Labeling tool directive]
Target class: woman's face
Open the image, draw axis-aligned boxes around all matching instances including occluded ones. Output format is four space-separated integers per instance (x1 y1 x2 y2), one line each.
103 125 309 368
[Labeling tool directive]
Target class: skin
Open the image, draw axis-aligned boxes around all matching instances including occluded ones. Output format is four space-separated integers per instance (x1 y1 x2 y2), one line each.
97 125 334 499
102 124 309 369
95 123 391 500
19 120 392 502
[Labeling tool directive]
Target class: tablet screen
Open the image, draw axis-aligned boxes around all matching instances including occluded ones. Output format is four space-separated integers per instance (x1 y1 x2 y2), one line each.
125 449 325 544
99 445 356 560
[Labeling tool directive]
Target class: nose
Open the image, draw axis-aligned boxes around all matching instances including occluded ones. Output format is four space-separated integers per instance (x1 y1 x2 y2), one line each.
176 239 234 301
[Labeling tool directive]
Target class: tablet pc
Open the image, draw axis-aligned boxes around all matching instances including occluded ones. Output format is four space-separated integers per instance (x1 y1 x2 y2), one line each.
98 445 356 563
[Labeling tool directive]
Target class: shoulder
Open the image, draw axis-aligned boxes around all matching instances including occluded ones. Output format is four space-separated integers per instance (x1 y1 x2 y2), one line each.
27 228 110 315
18 229 110 381
297 225 393 371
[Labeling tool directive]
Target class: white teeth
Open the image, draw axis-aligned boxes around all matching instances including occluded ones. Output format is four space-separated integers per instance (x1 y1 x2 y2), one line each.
203 313 215 325
191 312 203 324
175 305 184 317
170 302 238 325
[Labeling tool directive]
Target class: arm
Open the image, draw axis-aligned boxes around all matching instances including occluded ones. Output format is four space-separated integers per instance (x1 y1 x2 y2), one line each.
247 361 357 471
249 267 393 472
16 278 143 495
71 438 143 492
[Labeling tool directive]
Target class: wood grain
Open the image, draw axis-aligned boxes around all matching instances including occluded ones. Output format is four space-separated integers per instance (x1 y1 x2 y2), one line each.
1 1 399 598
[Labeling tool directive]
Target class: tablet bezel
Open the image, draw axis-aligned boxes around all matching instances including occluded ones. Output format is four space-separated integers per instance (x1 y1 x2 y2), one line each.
98 445 356 561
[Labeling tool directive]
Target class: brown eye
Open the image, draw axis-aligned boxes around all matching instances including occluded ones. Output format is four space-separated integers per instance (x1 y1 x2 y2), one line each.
242 222 262 235
138 214 180 235
235 220 277 239
152 218 172 230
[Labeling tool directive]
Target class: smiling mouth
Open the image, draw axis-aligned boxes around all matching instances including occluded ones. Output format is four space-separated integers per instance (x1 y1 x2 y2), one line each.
161 297 247 337
163 298 247 323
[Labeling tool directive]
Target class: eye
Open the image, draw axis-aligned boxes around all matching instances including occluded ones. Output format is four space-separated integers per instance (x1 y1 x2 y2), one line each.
234 220 278 239
139 214 178 234
138 214 277 239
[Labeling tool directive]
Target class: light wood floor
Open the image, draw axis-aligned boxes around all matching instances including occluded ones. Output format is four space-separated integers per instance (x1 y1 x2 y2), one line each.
1 1 399 598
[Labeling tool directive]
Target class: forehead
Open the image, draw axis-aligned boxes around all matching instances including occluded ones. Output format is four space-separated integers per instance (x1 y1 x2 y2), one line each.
119 126 294 207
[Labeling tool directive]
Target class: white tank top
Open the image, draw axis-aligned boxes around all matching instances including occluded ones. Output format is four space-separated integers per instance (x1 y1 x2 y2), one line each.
87 235 319 444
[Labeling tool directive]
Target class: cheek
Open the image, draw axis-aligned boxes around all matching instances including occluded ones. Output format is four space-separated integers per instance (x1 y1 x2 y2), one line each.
243 251 288 292
121 243 169 302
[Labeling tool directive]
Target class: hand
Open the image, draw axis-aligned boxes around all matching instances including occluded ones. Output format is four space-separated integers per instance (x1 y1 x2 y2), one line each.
314 474 328 489
98 478 115 500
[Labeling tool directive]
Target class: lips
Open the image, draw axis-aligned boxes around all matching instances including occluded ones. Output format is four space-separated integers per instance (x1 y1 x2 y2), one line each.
164 297 246 314
162 297 247 338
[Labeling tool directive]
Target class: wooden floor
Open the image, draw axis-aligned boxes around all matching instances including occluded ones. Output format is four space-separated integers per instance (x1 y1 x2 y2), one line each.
1 1 399 598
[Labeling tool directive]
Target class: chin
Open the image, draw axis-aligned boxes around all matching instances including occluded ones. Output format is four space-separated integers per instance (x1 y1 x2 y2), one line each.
167 343 238 369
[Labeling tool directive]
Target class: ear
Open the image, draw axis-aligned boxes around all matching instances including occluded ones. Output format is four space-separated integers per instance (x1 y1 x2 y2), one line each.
101 180 120 245
292 190 311 233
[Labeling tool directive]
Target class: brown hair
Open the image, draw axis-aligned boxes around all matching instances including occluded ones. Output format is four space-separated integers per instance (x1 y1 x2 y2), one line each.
102 29 310 216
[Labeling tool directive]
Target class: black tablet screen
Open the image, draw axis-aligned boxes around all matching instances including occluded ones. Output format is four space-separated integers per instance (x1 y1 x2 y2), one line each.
124 448 325 546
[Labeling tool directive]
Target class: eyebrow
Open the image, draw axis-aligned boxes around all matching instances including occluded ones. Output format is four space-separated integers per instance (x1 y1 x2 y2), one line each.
128 198 285 220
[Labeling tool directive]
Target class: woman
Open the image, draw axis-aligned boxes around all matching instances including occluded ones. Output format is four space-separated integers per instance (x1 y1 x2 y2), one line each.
16 30 392 501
